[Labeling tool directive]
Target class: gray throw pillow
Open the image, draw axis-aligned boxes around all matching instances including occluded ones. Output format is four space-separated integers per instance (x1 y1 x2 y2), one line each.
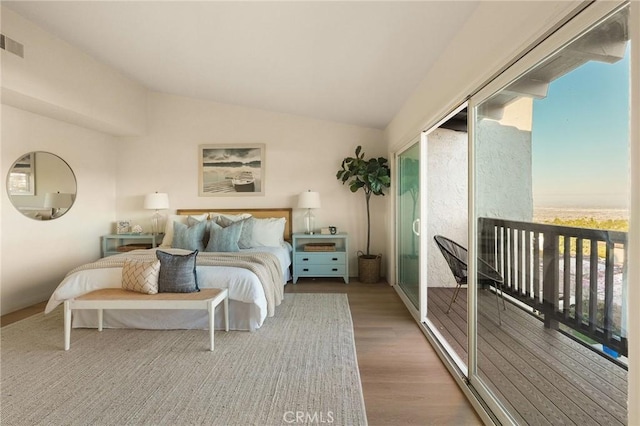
205 221 242 252
172 220 206 251
156 250 199 293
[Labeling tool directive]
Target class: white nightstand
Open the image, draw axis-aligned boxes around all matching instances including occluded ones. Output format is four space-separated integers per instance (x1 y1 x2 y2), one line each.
292 233 349 284
101 234 163 257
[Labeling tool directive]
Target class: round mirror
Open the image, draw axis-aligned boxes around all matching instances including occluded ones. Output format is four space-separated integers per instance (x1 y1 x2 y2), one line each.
6 152 77 220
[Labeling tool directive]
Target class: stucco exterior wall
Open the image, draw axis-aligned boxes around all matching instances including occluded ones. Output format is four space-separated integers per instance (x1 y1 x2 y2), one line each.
476 120 533 222
425 120 532 289
426 128 468 288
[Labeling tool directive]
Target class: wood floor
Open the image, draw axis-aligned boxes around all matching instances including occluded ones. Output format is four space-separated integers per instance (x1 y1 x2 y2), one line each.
428 287 627 426
2 280 481 426
286 279 481 425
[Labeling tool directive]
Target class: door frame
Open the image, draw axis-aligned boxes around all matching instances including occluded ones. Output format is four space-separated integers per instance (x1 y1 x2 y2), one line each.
393 136 425 321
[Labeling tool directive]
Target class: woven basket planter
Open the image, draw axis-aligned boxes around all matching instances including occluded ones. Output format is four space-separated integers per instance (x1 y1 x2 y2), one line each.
358 253 381 283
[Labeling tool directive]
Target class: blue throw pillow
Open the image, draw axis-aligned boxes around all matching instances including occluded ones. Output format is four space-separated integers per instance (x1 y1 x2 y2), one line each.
172 220 206 251
188 216 211 248
237 217 255 249
205 221 242 252
156 250 199 293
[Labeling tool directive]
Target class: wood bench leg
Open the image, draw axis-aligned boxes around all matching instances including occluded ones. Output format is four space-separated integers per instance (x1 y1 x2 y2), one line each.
208 300 214 351
64 301 71 351
224 296 229 332
98 309 103 331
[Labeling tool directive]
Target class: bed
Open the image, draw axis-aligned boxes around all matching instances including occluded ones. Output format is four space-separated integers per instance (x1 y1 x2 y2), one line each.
45 208 292 331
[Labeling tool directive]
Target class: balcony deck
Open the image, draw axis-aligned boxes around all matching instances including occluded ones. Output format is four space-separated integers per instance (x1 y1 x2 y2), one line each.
427 287 627 425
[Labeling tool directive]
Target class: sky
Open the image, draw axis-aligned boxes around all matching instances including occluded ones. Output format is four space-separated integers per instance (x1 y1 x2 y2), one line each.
531 46 630 209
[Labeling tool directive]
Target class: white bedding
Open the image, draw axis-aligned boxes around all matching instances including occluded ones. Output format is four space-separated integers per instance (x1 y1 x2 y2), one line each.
45 245 291 331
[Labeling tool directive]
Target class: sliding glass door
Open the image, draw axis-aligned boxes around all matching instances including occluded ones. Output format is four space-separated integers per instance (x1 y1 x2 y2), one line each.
469 3 631 423
424 108 469 369
392 2 637 423
396 110 470 371
397 141 421 311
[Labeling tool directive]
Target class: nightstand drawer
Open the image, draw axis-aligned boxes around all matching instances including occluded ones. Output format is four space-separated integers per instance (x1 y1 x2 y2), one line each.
294 264 347 276
294 252 346 265
292 232 349 284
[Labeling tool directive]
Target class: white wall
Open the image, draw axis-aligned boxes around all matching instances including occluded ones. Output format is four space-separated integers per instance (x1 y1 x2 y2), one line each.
1 105 117 313
0 6 147 136
0 5 148 314
115 91 386 275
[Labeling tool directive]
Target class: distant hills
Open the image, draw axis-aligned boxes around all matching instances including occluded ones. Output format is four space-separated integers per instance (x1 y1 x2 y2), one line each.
534 207 629 222
204 161 261 168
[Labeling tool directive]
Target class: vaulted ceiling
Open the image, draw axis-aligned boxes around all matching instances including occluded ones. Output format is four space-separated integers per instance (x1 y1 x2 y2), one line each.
4 1 480 129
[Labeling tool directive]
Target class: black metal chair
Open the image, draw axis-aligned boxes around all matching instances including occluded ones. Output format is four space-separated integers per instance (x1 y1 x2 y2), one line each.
433 235 506 325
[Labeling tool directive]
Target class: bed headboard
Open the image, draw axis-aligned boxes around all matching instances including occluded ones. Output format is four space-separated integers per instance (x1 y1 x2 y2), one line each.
176 208 293 242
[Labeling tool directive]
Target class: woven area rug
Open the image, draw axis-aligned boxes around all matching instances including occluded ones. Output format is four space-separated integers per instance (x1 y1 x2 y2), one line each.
1 293 367 426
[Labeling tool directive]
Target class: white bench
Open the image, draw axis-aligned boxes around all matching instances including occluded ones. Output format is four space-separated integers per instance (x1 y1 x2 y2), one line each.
63 288 229 351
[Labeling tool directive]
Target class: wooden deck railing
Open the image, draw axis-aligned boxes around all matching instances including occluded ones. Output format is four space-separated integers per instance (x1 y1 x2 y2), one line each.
479 217 628 357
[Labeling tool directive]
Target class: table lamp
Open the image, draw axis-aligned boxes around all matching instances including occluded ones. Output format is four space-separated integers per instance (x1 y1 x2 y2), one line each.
44 191 74 218
144 192 169 235
297 190 321 234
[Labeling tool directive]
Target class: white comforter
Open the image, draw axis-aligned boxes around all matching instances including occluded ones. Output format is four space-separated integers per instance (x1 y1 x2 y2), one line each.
45 246 291 331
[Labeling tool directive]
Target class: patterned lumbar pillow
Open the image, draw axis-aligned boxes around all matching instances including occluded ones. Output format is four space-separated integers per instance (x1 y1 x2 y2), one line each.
121 259 161 294
156 250 199 293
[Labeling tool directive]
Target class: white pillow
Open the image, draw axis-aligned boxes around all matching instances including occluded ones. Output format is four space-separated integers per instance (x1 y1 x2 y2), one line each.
249 217 286 247
161 214 208 247
209 212 252 226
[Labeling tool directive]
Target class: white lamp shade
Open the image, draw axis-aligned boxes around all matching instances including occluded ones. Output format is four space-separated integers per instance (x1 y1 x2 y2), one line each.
44 192 73 209
297 191 321 209
144 192 170 210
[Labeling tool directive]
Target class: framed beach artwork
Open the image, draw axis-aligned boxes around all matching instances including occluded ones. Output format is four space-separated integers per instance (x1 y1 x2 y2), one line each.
199 144 265 196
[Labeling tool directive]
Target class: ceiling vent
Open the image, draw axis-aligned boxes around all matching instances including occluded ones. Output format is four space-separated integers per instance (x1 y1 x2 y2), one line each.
0 34 24 58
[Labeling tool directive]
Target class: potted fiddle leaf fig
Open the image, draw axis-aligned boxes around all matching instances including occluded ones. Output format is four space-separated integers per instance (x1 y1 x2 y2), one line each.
337 145 391 283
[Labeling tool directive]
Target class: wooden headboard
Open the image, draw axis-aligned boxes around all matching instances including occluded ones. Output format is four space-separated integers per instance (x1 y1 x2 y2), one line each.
176 208 293 241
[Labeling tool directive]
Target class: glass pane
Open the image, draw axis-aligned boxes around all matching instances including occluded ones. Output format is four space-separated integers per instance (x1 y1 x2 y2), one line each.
397 142 420 308
426 121 469 364
474 7 629 424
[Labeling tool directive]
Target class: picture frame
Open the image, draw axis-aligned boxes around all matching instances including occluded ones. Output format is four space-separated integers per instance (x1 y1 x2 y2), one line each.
199 144 265 196
116 220 131 234
8 152 35 196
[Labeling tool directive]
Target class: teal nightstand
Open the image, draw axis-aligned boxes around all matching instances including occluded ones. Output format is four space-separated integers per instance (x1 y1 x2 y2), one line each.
101 234 163 257
292 233 349 284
